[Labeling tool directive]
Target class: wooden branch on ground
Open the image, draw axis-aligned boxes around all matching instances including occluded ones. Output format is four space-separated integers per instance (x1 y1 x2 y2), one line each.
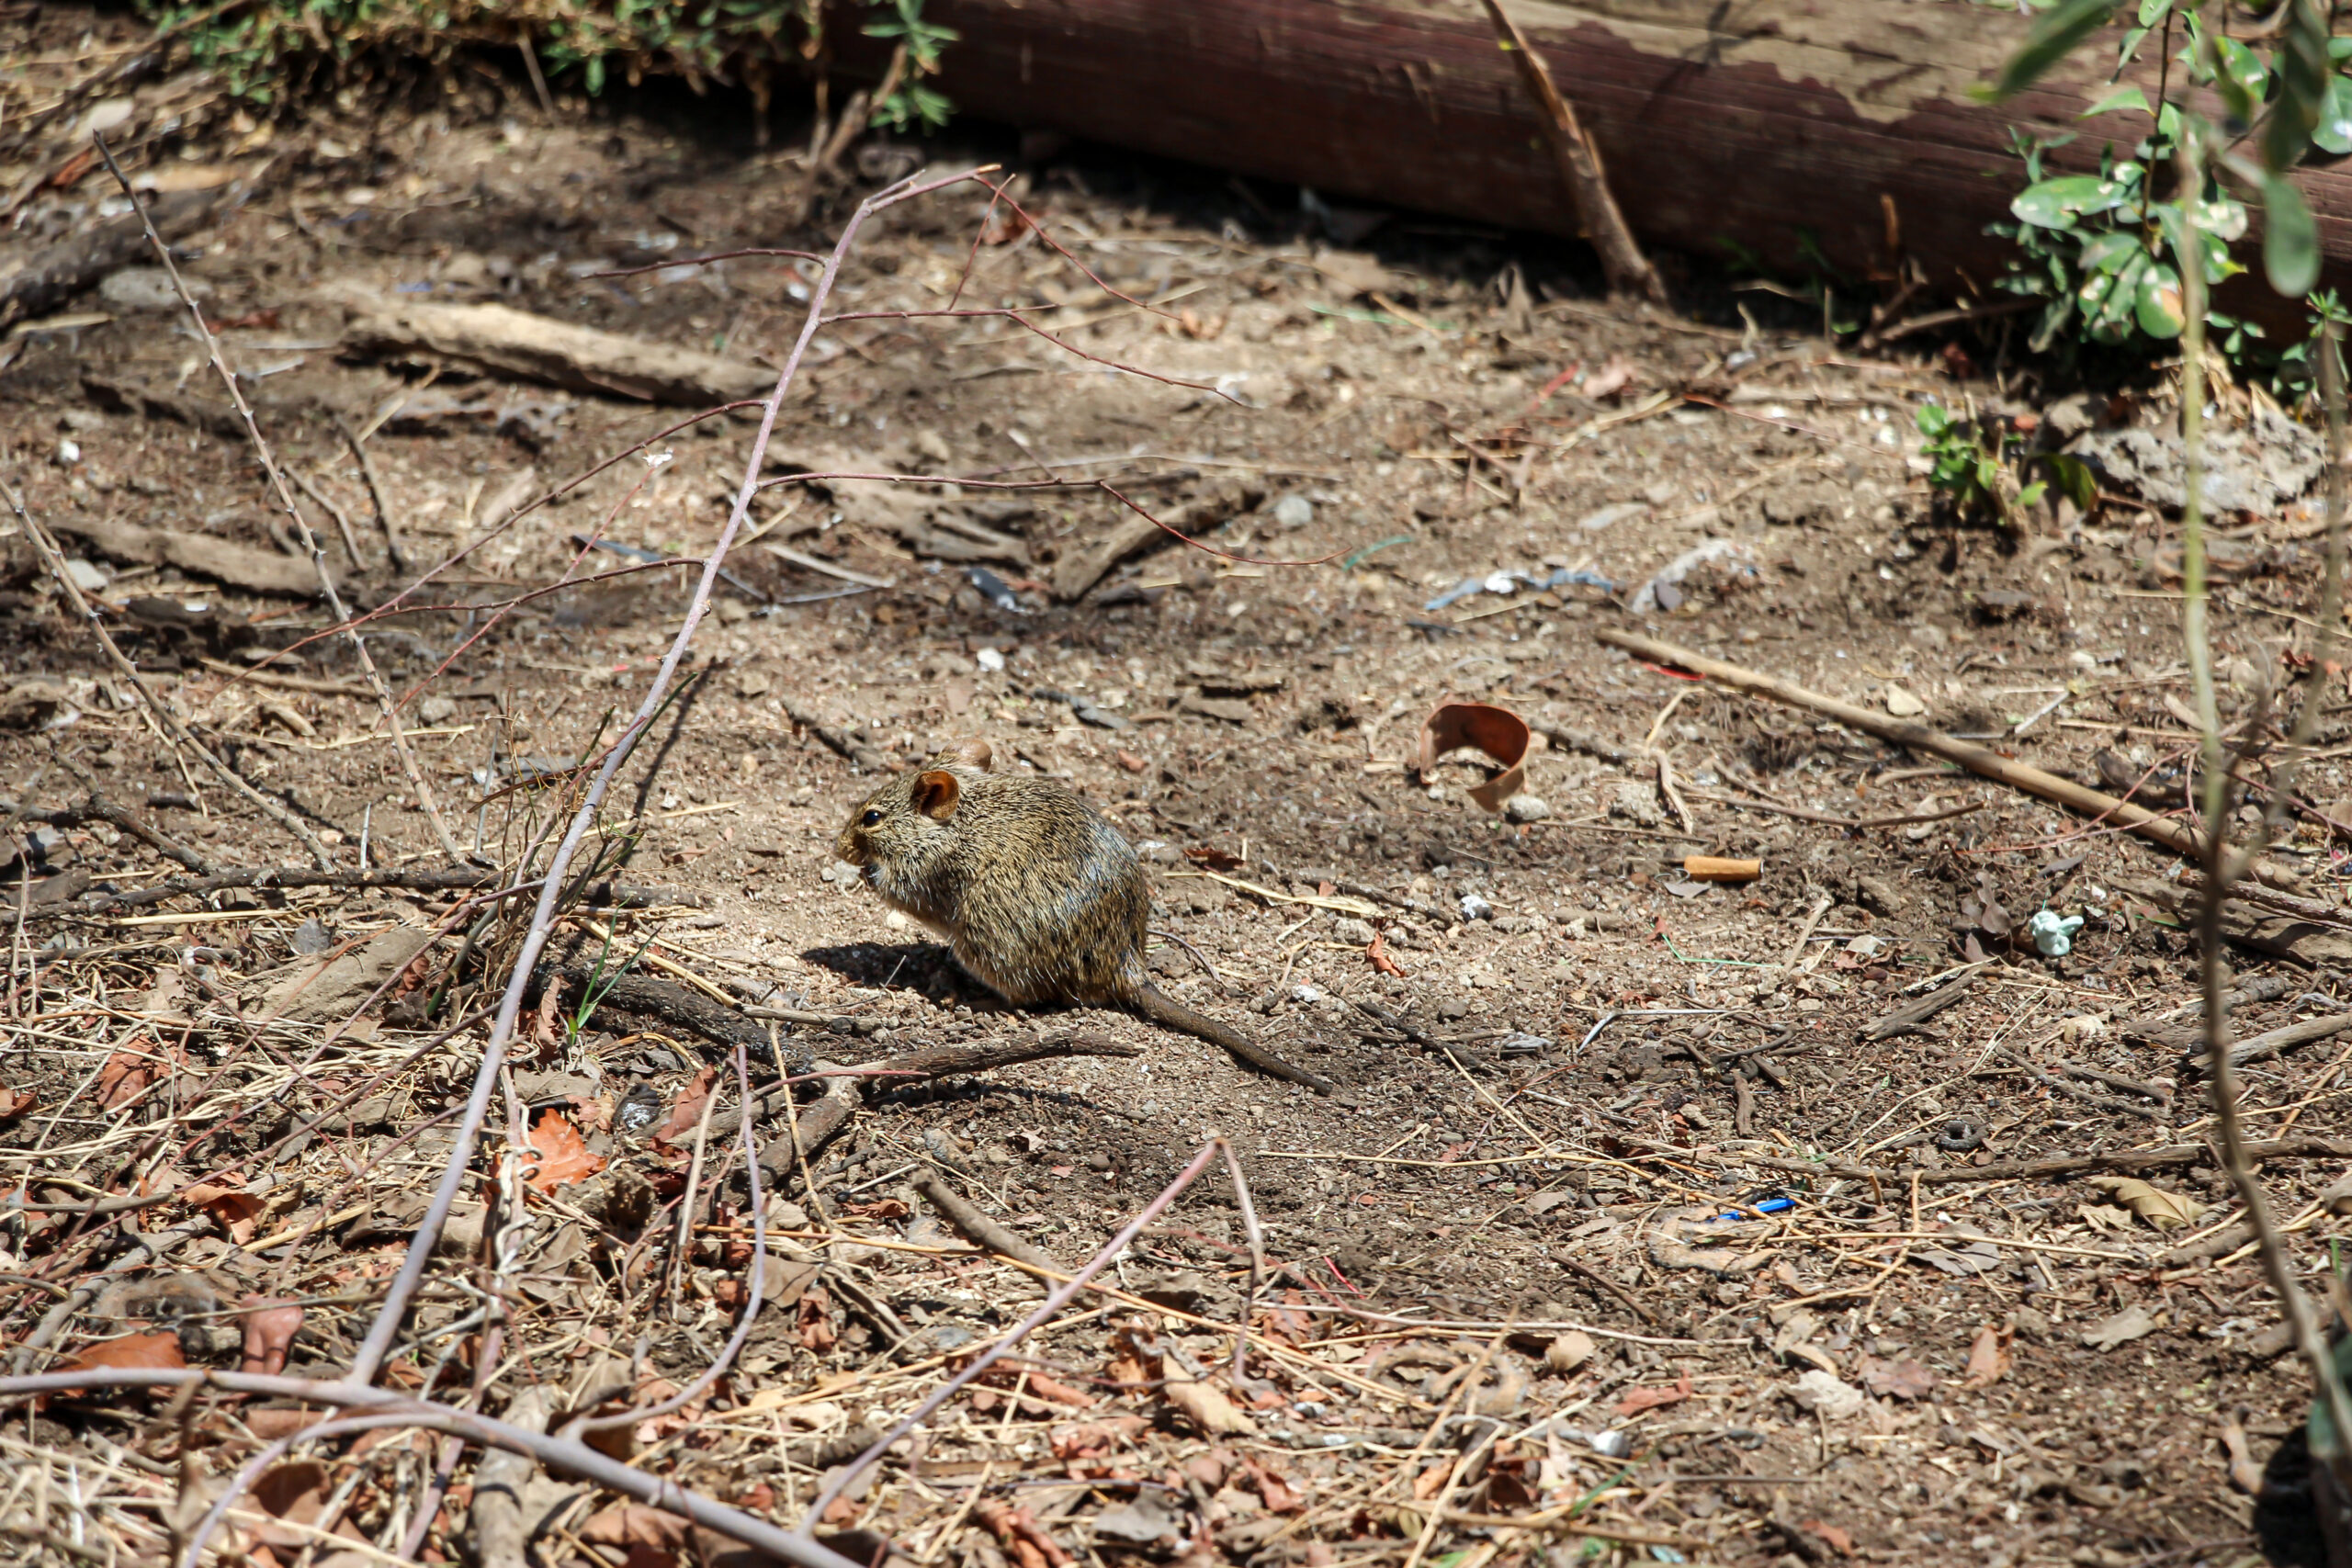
2183 1010 2352 1074
1726 1134 2352 1188
68 866 697 916
916 1174 1063 1271
1476 0 1666 303
1594 627 2294 886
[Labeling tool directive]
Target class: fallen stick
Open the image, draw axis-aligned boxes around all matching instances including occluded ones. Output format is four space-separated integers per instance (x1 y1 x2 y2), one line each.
1595 627 2278 881
916 1174 1063 1272
322 283 776 405
68 866 695 915
2184 1010 2352 1074
1724 1134 2352 1188
1476 0 1665 303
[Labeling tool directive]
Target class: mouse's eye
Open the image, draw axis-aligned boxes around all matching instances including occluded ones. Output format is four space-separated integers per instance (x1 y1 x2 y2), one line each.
860 808 883 827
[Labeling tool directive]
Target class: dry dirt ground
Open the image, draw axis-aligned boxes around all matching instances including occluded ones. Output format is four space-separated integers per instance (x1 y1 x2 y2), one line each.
3 10 2352 1568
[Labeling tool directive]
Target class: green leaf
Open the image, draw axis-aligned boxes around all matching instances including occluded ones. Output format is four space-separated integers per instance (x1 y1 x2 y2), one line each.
2078 245 2147 340
2265 0 2333 171
1916 404 1952 438
1984 0 2119 102
2018 480 2050 508
2084 84 2151 118
2133 0 2174 24
2315 75 2352 156
2213 35 2270 123
2264 175 2322 297
2135 260 2187 337
2047 453 2100 511
2013 173 2133 228
2078 230 2147 273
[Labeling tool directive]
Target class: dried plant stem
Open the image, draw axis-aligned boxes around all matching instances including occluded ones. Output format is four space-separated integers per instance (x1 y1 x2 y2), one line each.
335 412 412 574
92 131 466 865
340 164 990 1394
1 480 335 869
2175 138 2352 1479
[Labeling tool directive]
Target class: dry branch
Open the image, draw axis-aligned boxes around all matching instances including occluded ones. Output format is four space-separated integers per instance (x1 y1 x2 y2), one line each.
1476 0 1664 302
323 284 777 404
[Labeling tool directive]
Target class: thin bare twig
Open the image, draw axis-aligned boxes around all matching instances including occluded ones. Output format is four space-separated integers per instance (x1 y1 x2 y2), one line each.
2175 142 2352 1479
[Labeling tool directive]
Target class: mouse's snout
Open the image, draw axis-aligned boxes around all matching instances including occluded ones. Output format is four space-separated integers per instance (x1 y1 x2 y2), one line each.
833 817 870 867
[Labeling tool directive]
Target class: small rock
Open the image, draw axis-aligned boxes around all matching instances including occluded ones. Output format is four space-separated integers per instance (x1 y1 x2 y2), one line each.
1545 1330 1596 1372
417 695 458 724
1439 997 1473 1021
1576 502 1646 533
1459 892 1494 920
1092 1494 1184 1546
1332 916 1377 945
1786 1369 1866 1420
62 558 107 593
734 670 774 699
1884 685 1928 717
1270 493 1316 528
291 919 332 955
98 266 205 312
54 438 81 467
1504 793 1551 822
975 647 1006 672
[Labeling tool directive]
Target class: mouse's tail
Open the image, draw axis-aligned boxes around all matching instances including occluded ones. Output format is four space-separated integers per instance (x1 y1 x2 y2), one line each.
1129 982 1334 1095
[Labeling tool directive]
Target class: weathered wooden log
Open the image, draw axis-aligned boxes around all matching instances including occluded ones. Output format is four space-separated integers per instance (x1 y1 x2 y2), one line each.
881 0 2352 299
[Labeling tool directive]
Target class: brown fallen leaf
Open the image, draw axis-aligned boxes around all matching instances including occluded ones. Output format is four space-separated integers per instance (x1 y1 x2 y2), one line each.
797 1286 838 1352
1163 1377 1260 1436
651 1066 717 1145
1798 1518 1855 1555
0 1087 35 1120
1613 1371 1692 1417
522 1106 605 1192
95 1046 158 1110
1959 1323 2012 1389
239 1297 304 1378
1414 699 1531 813
1367 929 1406 977
1855 1353 1937 1400
976 1500 1074 1568
44 1330 185 1405
2086 1175 2204 1230
185 1182 267 1245
246 1460 334 1551
579 1501 691 1560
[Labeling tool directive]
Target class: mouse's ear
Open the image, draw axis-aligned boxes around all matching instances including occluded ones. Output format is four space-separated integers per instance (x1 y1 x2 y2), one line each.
946 737 993 773
910 769 963 821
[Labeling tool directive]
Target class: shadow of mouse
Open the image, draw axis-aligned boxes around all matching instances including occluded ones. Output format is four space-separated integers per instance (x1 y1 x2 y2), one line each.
830 738 1334 1094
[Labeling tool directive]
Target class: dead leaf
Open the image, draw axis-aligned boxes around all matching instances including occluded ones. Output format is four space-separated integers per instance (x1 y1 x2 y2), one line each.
0 1087 35 1120
1799 1518 1855 1555
1367 929 1405 977
1544 1330 1595 1373
579 1501 692 1556
651 1066 716 1145
233 1459 334 1551
1183 845 1243 872
1855 1354 1937 1400
2086 1175 2205 1230
1415 700 1531 813
1612 1371 1692 1416
1241 1457 1303 1512
1163 1377 1259 1436
239 1297 304 1378
95 1046 158 1109
522 1107 605 1193
976 1500 1074 1568
1959 1323 2012 1389
1049 1416 1149 1460
45 1330 185 1404
2081 1303 2162 1350
797 1286 838 1352
184 1182 267 1245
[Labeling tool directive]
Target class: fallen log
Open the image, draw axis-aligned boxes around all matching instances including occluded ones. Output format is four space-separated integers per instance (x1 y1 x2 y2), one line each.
881 0 2352 302
319 284 775 405
54 514 320 597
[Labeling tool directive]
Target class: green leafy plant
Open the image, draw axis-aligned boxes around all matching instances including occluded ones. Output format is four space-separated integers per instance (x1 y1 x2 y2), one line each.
863 0 957 131
1916 400 2098 527
1984 0 2352 376
142 0 955 129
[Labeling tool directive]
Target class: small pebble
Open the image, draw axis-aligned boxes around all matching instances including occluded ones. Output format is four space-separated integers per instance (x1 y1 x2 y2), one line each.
418 695 457 724
1503 793 1551 823
975 647 1006 672
1271 493 1315 528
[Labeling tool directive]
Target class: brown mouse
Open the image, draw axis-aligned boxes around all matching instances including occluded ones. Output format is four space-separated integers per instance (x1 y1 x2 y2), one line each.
833 739 1332 1093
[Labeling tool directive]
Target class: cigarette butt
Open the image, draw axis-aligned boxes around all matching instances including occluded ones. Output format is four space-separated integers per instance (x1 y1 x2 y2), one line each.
1683 855 1761 883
